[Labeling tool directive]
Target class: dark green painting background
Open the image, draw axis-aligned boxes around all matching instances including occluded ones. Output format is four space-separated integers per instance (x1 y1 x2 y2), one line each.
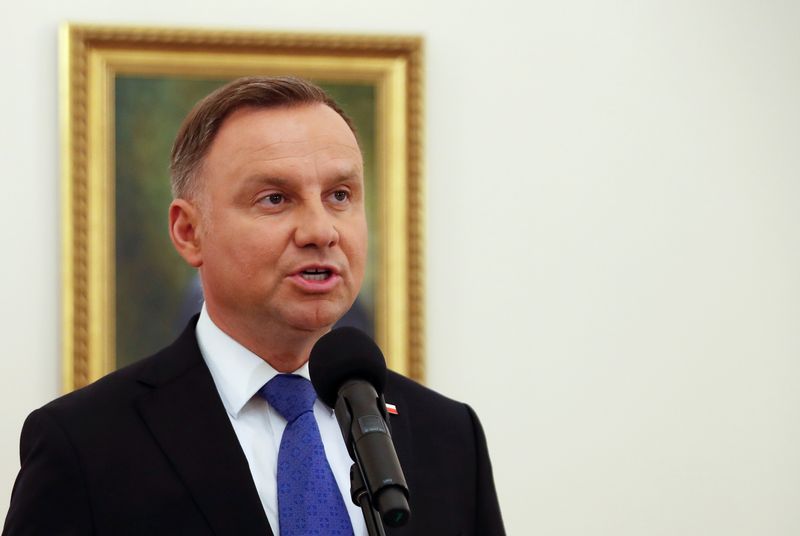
115 76 377 367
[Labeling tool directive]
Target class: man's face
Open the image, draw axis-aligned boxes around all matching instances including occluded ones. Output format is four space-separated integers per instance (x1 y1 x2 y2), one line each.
191 103 367 337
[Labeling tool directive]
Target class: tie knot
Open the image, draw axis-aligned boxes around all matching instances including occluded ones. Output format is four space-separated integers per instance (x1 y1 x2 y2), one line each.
259 374 317 423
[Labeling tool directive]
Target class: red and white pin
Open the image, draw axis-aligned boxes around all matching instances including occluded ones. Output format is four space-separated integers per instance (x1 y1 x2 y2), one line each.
385 403 398 415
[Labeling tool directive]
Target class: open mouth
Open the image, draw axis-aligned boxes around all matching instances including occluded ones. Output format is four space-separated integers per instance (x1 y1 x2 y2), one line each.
299 268 333 281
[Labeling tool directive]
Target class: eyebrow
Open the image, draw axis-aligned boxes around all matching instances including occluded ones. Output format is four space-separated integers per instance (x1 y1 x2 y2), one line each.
324 170 363 187
242 167 362 187
240 175 291 189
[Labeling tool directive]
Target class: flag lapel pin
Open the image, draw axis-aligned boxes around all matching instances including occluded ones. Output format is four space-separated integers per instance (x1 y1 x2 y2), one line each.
385 403 399 415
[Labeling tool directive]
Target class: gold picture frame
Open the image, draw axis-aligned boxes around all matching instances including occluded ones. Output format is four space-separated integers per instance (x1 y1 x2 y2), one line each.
61 23 424 392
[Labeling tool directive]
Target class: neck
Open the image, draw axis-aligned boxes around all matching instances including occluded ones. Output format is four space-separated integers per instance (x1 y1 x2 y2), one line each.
205 306 329 372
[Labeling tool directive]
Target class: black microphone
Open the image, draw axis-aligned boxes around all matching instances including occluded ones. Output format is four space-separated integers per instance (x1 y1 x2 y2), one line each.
309 327 410 528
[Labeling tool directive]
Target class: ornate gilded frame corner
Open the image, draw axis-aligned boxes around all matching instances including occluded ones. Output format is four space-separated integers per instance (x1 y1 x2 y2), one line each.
60 23 425 392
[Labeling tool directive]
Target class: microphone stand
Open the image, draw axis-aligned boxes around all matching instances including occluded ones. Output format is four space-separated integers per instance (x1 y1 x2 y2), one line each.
350 463 387 536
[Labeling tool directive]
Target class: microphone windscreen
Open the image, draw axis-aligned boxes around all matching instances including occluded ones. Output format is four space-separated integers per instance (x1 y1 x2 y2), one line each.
309 327 387 408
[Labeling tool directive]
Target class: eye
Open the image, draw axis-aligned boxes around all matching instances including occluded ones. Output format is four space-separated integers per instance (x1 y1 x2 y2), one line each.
261 193 284 206
331 190 349 203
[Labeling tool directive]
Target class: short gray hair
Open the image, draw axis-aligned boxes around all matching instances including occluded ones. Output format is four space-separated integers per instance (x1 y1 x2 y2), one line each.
170 76 355 199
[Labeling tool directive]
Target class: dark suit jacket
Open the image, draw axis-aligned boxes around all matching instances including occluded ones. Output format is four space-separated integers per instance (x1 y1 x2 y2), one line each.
3 319 504 535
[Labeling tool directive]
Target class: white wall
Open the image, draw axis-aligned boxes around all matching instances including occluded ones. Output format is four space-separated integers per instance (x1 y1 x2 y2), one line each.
2 1 799 534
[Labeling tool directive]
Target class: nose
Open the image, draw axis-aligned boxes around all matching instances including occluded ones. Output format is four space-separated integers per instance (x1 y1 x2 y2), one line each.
293 200 339 249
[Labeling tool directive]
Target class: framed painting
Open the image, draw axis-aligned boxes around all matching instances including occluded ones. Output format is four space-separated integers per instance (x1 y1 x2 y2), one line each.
60 24 424 391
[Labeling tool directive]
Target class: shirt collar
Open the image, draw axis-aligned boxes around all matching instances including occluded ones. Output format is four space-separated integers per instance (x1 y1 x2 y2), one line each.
195 303 313 419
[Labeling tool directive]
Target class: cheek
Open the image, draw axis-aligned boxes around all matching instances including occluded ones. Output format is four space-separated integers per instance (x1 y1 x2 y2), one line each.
204 222 287 275
234 242 286 278
348 221 369 279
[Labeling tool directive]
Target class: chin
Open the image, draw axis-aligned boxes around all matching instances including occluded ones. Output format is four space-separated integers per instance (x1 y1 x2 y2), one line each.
284 305 346 333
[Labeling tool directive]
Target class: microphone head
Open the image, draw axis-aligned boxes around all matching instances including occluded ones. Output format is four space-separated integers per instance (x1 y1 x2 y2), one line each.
309 327 387 408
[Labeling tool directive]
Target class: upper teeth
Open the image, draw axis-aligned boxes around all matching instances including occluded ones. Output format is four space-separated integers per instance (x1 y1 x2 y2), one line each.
301 269 330 281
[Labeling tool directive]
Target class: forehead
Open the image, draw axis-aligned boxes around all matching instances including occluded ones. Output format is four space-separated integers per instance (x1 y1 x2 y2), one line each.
197 104 364 203
209 104 361 168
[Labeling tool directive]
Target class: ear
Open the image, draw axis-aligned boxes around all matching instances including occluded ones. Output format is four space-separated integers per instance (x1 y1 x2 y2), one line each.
168 198 204 267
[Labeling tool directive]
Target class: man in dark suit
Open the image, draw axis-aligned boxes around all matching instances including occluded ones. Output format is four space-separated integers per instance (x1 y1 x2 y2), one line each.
3 77 504 535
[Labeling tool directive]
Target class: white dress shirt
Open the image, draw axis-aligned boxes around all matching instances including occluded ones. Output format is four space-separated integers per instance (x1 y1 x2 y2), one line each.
196 305 367 535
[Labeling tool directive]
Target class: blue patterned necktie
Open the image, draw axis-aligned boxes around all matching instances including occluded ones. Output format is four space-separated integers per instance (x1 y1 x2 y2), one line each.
259 374 354 536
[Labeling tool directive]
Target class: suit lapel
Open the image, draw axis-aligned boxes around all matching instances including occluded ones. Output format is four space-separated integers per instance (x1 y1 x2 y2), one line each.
383 377 414 479
135 319 273 536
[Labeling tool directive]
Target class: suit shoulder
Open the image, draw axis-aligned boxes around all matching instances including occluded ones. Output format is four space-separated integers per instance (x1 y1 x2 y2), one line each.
37 347 170 423
42 316 201 421
385 371 472 420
